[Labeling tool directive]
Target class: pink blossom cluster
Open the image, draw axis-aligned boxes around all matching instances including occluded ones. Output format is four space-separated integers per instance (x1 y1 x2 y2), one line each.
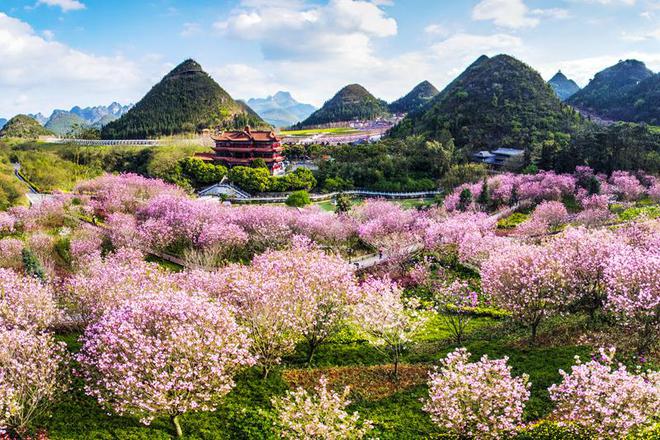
8 195 71 232
272 376 374 439
0 269 59 332
549 347 660 439
609 171 644 201
481 244 570 339
352 199 425 253
0 239 24 270
424 348 530 439
0 328 69 434
69 226 104 267
75 173 185 217
0 213 15 235
514 200 569 237
77 291 255 428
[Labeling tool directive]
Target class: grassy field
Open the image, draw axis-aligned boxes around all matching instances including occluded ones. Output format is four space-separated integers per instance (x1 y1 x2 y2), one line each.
280 127 362 136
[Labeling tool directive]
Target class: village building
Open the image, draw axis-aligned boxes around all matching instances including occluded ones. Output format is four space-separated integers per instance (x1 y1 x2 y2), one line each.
472 148 524 166
196 126 285 175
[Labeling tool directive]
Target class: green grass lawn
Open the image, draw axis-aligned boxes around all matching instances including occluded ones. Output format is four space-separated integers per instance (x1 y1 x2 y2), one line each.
280 127 362 136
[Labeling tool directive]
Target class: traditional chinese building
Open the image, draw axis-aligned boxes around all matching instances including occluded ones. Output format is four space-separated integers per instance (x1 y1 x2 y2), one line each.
196 126 285 174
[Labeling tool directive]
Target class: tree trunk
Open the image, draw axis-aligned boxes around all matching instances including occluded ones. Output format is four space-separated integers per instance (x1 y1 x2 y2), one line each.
306 343 317 367
171 415 183 438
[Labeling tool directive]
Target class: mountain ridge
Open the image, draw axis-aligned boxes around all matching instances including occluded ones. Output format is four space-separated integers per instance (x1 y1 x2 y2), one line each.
297 84 389 127
388 80 439 114
247 91 316 127
548 71 581 101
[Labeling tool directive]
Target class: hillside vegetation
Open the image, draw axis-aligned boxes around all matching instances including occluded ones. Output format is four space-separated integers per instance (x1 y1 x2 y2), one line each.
102 59 267 139
568 60 658 124
390 54 585 156
388 80 439 113
0 115 54 139
297 84 389 127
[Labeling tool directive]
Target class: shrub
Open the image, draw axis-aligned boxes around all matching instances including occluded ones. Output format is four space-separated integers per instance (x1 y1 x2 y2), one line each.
272 376 373 439
21 248 46 282
285 190 311 207
424 348 530 439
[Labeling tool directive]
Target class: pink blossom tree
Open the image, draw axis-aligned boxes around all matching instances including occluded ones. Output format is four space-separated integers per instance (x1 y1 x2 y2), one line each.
481 244 570 341
77 291 255 438
0 329 69 435
272 376 374 439
424 348 530 439
549 347 660 439
0 268 59 331
352 277 426 377
433 280 479 344
604 249 660 354
245 238 358 365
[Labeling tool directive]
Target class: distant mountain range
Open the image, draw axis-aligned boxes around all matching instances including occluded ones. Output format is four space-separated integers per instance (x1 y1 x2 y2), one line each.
388 80 439 113
548 71 580 101
0 119 6 130
246 92 316 128
102 59 267 139
567 60 659 125
21 103 133 136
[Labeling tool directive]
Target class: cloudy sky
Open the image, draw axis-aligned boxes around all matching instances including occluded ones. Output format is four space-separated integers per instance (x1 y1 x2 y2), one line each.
1 0 659 118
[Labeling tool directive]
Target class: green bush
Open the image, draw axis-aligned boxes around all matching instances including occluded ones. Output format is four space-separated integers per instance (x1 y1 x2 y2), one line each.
22 248 46 281
515 421 592 440
618 205 660 221
180 157 227 185
285 190 311 207
497 212 530 229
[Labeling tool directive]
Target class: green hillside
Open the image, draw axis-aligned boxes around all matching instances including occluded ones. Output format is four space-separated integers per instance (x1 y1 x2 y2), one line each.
388 80 439 113
101 59 267 139
389 54 585 153
0 114 54 139
45 111 89 136
567 59 656 123
297 84 389 127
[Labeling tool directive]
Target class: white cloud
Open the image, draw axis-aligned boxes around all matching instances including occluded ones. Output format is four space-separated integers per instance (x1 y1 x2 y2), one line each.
0 13 147 116
36 0 85 12
424 24 449 37
180 22 201 37
215 0 397 62
472 0 540 28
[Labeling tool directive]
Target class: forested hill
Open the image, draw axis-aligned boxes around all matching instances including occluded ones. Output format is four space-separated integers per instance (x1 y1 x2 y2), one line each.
389 54 585 154
568 60 659 125
0 115 54 139
101 59 267 139
296 84 389 127
388 80 439 113
548 71 580 101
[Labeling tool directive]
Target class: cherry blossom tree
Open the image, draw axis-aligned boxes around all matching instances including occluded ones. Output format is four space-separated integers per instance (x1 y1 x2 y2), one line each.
77 291 255 438
352 277 426 377
0 329 69 435
272 376 374 439
424 348 530 439
604 249 660 354
433 280 479 345
246 238 358 365
549 347 660 439
0 268 59 331
481 244 570 341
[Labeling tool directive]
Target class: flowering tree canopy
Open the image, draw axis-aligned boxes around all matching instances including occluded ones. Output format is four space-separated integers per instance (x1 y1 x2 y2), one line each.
77 291 255 437
272 376 374 440
424 348 530 439
0 329 69 435
549 347 660 439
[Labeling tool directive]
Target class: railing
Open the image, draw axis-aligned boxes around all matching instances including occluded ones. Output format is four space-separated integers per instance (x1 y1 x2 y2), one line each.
224 189 443 204
50 139 161 146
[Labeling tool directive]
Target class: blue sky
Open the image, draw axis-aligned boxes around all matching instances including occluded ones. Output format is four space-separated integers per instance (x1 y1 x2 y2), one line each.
1 0 659 118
